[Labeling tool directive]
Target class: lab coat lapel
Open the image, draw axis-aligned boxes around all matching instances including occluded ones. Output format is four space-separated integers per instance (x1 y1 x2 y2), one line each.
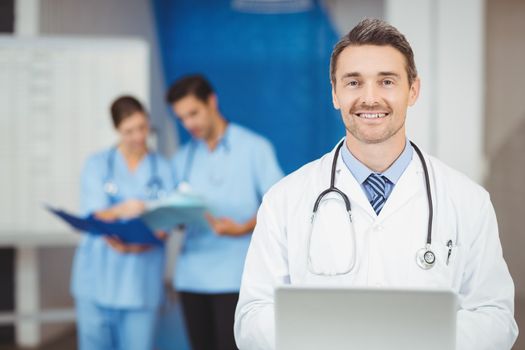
379 156 424 221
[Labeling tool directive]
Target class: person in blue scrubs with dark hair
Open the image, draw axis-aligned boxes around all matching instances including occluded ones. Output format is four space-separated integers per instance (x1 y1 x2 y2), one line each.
71 96 174 350
166 75 283 350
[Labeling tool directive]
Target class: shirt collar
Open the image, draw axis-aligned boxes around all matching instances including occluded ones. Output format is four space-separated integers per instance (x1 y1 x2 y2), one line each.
341 139 413 185
191 121 232 152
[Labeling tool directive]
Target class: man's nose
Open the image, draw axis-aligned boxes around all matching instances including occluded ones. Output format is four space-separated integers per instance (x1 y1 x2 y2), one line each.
359 83 380 106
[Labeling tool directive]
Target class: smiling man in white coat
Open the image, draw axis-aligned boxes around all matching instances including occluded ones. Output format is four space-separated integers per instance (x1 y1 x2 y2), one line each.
234 18 518 350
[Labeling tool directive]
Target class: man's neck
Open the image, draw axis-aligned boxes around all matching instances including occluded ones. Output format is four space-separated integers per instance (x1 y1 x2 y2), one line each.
345 134 406 173
205 114 228 151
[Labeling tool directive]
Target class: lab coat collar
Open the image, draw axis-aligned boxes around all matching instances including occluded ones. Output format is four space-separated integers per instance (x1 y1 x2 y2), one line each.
330 140 424 221
378 153 424 221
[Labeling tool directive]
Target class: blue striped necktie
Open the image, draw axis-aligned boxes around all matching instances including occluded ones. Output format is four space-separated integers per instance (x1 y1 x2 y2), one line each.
366 173 389 215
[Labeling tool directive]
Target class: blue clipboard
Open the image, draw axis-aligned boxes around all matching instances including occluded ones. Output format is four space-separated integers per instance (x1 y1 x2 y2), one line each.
46 206 163 245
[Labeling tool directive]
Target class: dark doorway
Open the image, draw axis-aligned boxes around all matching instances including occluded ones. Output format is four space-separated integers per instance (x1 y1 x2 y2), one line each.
0 0 14 33
0 0 16 345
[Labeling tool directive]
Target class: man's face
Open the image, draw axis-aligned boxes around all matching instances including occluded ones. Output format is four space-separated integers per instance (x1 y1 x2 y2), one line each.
332 44 420 146
172 94 216 140
117 111 150 153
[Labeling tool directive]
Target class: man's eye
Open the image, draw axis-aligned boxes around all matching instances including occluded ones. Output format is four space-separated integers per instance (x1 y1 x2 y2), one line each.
347 80 359 87
383 79 394 86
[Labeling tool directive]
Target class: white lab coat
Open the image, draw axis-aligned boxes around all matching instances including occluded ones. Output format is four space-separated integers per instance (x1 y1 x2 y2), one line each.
234 143 518 350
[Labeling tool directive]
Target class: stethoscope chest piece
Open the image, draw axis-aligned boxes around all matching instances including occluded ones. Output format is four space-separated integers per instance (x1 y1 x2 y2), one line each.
104 181 118 196
416 246 436 270
146 181 166 200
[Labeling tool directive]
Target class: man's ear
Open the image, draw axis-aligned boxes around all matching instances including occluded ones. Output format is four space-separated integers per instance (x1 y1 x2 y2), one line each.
408 77 420 107
207 93 218 109
331 83 340 110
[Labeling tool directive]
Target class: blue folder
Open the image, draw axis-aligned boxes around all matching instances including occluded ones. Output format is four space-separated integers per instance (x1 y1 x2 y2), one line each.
46 192 207 244
46 206 163 245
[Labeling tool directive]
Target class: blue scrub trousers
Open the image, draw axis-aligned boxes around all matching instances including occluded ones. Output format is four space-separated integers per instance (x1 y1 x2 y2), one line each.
76 299 158 350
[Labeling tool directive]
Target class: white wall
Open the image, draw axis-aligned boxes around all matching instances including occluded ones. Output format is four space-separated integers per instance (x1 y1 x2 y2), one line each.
39 0 177 156
10 0 176 346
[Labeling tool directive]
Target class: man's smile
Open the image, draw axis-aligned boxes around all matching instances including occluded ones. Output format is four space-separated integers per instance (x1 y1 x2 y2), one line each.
355 112 389 119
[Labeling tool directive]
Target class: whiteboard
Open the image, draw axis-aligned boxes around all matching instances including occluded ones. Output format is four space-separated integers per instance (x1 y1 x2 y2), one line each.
0 36 149 234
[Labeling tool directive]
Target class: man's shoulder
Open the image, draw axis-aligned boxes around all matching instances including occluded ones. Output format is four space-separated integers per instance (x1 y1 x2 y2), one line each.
265 151 331 200
427 154 489 203
229 123 272 147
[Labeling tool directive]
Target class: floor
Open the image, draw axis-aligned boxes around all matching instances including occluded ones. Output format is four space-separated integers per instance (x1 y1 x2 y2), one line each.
0 329 76 350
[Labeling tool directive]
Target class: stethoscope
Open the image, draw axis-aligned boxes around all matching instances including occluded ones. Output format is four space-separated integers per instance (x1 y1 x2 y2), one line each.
103 146 166 204
182 141 197 184
308 140 436 276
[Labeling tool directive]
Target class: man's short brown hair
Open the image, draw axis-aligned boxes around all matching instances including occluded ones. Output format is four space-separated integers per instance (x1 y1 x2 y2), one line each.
330 18 417 86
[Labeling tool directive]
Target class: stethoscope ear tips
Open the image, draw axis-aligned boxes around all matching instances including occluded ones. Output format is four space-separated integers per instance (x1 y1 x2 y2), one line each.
416 247 436 270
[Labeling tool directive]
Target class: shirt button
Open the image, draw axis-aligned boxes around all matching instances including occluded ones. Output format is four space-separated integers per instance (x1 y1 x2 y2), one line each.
373 224 384 231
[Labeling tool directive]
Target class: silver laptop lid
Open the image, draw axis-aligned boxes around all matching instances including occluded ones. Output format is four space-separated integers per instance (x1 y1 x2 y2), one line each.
275 286 457 350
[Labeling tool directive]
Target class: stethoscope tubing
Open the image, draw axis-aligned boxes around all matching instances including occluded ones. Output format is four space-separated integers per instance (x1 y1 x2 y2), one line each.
103 146 164 202
310 139 435 274
182 140 197 183
410 141 433 247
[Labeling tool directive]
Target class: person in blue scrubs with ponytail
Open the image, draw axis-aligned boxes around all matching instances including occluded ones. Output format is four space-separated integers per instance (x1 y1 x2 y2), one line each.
71 96 174 350
166 75 283 350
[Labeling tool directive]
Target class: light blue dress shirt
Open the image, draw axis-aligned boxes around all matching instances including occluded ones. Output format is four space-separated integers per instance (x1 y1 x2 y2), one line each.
340 139 413 202
172 123 283 293
71 147 174 309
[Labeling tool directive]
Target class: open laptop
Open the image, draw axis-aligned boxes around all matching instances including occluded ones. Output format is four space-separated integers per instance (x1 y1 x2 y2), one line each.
275 286 457 350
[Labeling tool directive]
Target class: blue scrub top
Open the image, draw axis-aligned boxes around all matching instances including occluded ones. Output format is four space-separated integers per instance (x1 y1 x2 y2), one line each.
172 123 283 293
71 148 174 309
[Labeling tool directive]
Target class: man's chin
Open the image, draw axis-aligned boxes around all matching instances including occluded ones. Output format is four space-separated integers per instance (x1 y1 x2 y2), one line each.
347 124 405 145
349 131 392 145
188 131 200 138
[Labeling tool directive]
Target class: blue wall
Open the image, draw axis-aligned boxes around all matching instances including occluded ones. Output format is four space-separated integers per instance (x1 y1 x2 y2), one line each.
154 0 342 174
